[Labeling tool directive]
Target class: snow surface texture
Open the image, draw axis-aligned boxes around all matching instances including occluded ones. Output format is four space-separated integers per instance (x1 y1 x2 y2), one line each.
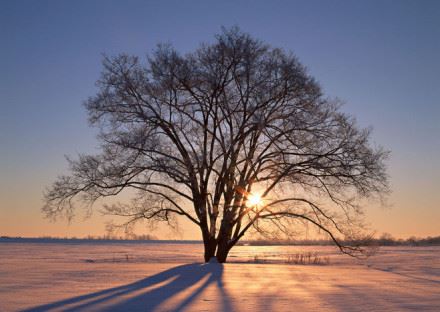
0 242 439 311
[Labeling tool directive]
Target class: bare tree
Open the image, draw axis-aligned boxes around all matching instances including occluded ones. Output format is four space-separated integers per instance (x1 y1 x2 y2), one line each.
44 27 389 263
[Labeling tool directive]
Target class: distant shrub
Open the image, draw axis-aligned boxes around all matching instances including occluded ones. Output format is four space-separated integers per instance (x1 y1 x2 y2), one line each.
248 252 330 265
253 255 266 264
284 252 330 265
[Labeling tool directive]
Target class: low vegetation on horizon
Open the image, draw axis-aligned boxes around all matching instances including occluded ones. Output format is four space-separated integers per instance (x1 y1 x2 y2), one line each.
2 235 440 246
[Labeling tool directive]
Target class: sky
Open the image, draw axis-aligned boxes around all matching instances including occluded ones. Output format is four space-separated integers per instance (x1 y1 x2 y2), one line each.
1 0 439 240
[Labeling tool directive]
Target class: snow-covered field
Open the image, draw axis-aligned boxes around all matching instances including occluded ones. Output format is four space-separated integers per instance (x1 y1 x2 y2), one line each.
0 241 439 311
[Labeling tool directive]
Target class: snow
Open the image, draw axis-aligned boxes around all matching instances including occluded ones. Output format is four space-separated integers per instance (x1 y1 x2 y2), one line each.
0 241 439 311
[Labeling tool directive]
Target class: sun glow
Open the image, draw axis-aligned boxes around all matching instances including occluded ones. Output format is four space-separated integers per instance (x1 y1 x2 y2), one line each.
246 193 264 208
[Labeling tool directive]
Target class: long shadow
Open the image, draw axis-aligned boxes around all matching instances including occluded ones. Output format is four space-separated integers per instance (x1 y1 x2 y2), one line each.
24 263 233 312
371 267 440 285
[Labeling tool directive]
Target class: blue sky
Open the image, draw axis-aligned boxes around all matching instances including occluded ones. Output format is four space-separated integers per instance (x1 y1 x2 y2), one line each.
1 0 439 238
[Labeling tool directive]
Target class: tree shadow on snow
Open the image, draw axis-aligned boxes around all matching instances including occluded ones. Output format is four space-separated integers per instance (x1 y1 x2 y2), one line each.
24 263 233 312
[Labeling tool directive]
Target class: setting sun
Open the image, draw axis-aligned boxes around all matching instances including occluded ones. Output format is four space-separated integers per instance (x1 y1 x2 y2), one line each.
247 193 263 208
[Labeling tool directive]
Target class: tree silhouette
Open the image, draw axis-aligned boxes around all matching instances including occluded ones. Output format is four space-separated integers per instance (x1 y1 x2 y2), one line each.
44 27 389 262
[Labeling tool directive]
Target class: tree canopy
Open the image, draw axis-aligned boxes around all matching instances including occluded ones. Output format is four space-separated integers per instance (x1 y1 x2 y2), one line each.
44 27 389 262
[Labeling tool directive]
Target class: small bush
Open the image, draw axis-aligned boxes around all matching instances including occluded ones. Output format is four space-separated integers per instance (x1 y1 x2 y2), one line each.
284 252 329 265
247 252 330 265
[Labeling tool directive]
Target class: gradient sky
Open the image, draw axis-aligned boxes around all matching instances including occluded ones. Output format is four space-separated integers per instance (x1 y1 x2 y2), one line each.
1 0 439 239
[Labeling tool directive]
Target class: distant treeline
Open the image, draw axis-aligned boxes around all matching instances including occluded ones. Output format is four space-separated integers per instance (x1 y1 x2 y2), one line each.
1 234 158 241
1 234 440 246
0 236 200 245
238 235 440 246
372 235 440 246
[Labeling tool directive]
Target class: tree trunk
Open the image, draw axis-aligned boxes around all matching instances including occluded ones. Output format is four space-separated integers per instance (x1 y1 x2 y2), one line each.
215 240 231 263
215 216 235 263
203 234 217 262
216 228 236 263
